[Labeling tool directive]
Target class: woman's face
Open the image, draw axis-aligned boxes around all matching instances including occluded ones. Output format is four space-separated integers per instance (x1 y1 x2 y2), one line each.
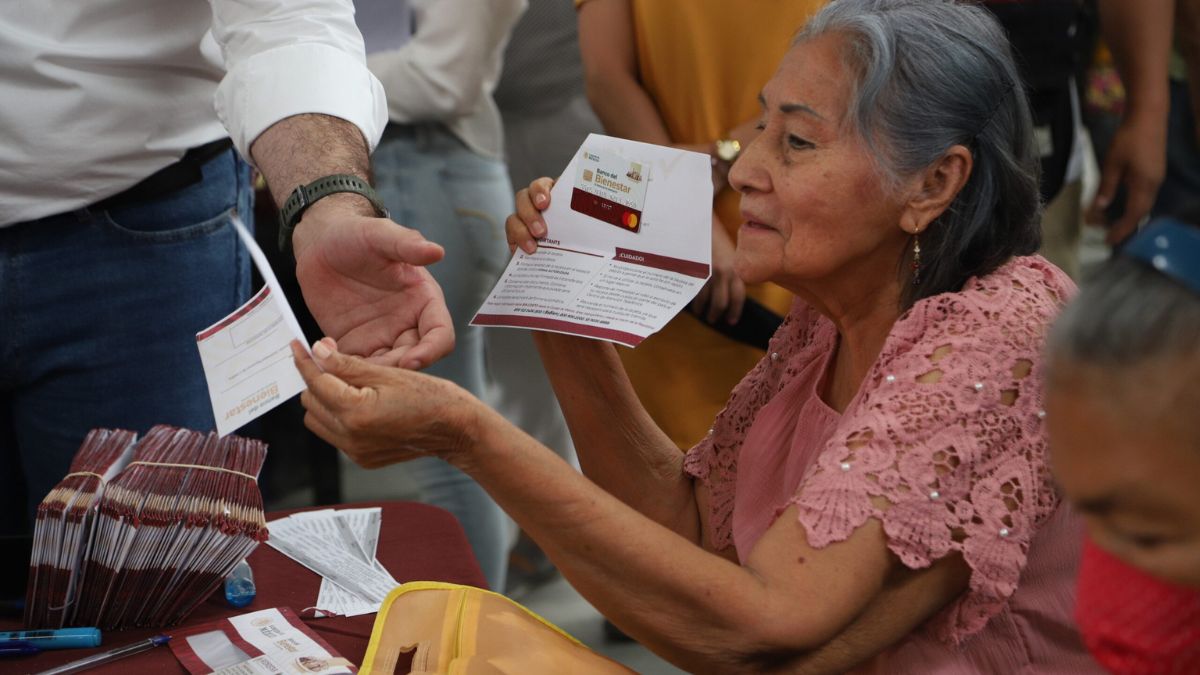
1047 362 1200 587
730 33 910 293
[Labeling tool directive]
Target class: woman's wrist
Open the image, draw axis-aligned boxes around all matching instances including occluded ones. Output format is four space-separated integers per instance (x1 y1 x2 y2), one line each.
445 401 524 479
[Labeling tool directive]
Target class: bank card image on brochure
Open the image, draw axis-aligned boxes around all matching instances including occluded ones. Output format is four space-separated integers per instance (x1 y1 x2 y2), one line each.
571 149 649 233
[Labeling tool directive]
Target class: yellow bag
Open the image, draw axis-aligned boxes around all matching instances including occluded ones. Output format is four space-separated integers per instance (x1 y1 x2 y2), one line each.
361 581 636 675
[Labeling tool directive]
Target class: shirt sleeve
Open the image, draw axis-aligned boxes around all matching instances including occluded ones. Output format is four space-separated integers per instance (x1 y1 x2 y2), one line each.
366 0 527 123
783 261 1072 644
207 0 389 162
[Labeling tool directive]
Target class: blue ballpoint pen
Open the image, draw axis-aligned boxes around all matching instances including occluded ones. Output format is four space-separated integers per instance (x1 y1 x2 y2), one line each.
0 640 40 656
34 634 171 675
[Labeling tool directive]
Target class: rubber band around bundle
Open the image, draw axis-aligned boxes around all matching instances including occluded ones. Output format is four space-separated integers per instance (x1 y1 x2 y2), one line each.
63 471 108 482
127 460 257 481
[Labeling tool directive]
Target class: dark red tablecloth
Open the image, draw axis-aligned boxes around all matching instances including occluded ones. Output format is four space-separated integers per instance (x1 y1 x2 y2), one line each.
4 501 485 674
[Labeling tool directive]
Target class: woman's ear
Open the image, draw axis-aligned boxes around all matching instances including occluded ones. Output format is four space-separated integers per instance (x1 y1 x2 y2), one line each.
900 145 973 234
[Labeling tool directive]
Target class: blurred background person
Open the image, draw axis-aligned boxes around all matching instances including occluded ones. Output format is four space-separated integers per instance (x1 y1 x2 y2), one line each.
983 0 1095 278
1084 0 1175 245
1046 214 1200 674
575 0 826 454
1152 0 1200 218
984 0 1173 277
492 0 601 595
348 0 527 592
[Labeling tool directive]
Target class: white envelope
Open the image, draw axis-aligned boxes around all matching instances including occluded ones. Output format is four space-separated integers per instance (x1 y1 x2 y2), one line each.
195 216 308 436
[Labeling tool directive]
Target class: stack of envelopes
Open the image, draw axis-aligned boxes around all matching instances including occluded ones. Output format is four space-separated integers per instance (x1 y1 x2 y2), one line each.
25 425 268 629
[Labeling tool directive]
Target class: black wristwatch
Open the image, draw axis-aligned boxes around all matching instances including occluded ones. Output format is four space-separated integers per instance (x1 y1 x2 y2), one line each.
277 174 389 252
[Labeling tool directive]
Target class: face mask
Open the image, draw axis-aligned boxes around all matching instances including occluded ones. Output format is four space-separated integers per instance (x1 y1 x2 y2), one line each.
1075 536 1200 674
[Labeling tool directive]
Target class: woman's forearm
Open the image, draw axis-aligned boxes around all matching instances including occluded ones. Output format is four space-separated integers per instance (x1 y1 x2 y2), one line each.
532 332 699 536
454 413 880 673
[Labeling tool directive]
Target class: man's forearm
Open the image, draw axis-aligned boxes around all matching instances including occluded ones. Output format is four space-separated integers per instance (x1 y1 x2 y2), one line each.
1179 0 1200 70
250 113 374 210
1098 0 1173 120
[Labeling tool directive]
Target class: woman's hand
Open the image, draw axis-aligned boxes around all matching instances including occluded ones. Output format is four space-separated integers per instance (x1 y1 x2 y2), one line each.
505 177 555 254
290 338 485 468
690 213 746 325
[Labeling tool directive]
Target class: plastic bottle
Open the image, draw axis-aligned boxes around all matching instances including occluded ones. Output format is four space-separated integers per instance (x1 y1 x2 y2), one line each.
224 559 256 608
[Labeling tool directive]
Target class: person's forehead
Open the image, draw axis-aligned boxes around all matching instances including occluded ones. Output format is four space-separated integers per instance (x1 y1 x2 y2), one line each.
1048 378 1200 508
763 35 853 109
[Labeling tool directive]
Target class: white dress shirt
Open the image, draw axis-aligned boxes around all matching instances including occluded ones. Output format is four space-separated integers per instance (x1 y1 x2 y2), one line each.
361 0 526 160
0 0 388 226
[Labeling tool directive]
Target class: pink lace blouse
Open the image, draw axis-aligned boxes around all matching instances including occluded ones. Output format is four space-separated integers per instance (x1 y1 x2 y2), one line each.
684 256 1101 673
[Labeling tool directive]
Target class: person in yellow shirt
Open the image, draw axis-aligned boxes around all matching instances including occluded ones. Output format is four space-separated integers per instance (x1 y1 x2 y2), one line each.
576 0 826 449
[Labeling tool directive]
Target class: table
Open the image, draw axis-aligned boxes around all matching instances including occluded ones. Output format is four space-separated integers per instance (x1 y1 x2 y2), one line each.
4 501 486 674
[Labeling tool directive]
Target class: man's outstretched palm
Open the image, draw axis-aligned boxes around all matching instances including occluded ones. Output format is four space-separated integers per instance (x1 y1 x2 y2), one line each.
294 208 454 370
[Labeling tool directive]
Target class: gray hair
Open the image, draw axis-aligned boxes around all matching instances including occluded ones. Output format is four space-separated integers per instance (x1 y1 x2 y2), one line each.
796 0 1043 309
1049 257 1200 371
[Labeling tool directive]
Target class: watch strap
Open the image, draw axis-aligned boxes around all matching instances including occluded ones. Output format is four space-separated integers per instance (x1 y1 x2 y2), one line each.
277 174 389 252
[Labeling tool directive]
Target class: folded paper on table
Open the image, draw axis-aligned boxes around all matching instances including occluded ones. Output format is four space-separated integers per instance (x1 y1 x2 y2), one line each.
170 607 355 674
471 134 712 347
266 508 395 618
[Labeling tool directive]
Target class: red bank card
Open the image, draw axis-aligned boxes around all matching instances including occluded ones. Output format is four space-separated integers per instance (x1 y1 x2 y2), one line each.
571 149 649 233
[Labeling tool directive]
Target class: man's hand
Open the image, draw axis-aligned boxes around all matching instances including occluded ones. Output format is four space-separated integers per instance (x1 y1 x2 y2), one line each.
292 194 454 369
251 113 454 369
1087 115 1167 244
1092 0 1173 245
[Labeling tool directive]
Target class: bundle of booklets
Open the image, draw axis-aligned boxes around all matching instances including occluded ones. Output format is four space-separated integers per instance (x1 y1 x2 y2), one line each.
25 425 268 630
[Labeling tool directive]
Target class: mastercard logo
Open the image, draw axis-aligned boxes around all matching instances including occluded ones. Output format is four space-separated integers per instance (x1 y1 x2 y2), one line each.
622 212 639 229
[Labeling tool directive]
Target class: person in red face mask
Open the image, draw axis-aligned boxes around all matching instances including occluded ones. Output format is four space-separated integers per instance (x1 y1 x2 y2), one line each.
1046 214 1200 674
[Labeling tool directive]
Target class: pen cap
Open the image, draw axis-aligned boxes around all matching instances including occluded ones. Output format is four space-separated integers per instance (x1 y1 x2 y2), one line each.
0 627 101 648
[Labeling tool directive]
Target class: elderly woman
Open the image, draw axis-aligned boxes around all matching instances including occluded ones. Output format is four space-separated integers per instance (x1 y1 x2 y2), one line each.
1045 215 1200 674
292 0 1097 671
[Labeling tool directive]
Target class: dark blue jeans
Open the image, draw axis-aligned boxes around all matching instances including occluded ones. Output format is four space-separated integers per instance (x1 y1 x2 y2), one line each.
0 149 253 533
1153 80 1200 218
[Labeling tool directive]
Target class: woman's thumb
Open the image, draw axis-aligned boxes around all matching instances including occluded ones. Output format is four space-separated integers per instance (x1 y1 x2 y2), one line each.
311 338 377 384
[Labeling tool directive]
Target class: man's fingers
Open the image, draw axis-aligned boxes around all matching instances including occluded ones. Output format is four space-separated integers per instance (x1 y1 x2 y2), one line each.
1087 155 1124 225
1107 182 1155 245
367 220 445 266
381 325 455 370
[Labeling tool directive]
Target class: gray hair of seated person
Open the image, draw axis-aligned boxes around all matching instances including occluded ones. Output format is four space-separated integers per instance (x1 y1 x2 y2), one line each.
1048 247 1200 380
796 0 1042 310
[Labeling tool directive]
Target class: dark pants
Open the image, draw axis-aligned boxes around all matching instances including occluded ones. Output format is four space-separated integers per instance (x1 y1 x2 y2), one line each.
0 148 253 533
1153 80 1200 219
